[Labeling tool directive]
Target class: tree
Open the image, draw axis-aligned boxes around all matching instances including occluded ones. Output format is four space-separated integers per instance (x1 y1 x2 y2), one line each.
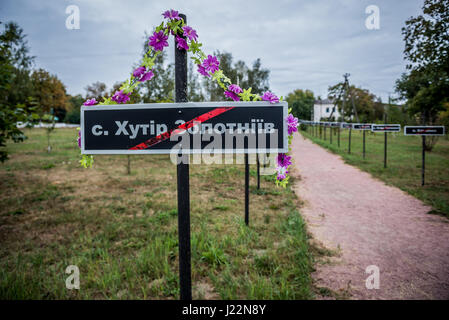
202 51 270 101
328 83 383 122
396 0 449 125
438 102 449 132
64 94 84 124
135 33 175 103
243 58 269 95
187 60 204 102
0 21 36 162
85 81 108 102
110 81 141 104
31 68 69 121
286 89 315 120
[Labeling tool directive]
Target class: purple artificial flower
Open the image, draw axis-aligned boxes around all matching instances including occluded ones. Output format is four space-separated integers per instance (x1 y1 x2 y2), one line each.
228 84 242 94
277 153 292 168
162 9 181 20
276 166 288 181
182 25 198 41
77 130 81 148
133 66 146 78
149 31 169 52
261 91 280 104
197 64 209 77
111 90 130 104
202 55 220 74
176 35 189 51
286 114 299 135
224 90 240 101
83 98 97 106
139 70 154 82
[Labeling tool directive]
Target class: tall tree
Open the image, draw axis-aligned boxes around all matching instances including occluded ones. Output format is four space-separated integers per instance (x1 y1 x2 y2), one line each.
328 83 383 122
202 51 270 101
0 21 36 161
64 94 84 124
187 60 204 102
396 0 449 125
286 89 315 120
202 51 234 101
242 58 269 95
31 68 69 120
110 81 141 104
135 32 175 103
85 81 108 102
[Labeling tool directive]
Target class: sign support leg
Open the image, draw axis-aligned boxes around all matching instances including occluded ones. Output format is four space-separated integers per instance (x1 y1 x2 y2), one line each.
422 136 426 186
348 128 352 154
324 126 326 141
338 127 340 147
363 130 366 159
245 153 249 225
330 127 333 144
175 13 191 301
384 132 387 168
256 154 260 190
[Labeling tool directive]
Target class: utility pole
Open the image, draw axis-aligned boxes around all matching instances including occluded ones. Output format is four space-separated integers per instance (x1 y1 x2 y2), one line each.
343 73 359 123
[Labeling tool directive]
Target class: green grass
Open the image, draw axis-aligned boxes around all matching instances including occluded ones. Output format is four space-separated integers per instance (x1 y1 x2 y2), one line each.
0 128 315 300
301 126 449 218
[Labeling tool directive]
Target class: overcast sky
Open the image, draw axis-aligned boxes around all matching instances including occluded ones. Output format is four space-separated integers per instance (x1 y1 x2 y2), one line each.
0 0 424 102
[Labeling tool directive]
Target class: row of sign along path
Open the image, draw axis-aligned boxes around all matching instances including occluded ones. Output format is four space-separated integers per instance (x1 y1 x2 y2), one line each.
298 120 445 135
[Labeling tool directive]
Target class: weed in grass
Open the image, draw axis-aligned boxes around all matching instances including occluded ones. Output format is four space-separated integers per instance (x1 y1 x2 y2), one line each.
201 241 228 267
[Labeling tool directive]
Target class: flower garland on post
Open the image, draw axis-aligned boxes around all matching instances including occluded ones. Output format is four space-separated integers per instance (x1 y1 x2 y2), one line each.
78 9 299 187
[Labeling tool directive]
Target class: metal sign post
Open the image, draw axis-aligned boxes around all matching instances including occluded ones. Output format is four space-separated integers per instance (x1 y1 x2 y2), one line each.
340 123 351 153
422 136 426 186
404 126 445 186
80 14 289 301
363 130 366 159
175 14 191 300
384 132 387 168
371 124 401 168
352 124 372 158
348 127 352 154
256 154 260 190
330 126 333 144
338 127 340 147
245 153 249 225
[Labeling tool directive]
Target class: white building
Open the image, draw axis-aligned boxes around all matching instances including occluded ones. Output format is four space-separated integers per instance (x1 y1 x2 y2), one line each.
313 99 342 122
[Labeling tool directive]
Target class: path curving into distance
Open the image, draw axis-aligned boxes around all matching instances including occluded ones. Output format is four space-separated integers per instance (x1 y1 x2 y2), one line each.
291 132 449 299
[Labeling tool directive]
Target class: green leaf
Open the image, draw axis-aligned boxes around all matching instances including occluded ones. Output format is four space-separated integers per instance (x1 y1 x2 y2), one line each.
155 21 165 33
239 88 254 101
190 56 202 65
99 97 117 105
189 41 203 55
80 154 94 168
168 19 183 35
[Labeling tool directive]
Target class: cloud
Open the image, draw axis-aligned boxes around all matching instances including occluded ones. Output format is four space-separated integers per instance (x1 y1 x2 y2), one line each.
0 0 423 101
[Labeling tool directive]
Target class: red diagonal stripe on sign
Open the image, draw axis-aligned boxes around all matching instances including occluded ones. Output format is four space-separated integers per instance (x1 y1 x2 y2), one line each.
129 106 235 150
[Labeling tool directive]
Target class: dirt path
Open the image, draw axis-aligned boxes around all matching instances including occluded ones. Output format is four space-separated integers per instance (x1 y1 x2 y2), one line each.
291 133 449 299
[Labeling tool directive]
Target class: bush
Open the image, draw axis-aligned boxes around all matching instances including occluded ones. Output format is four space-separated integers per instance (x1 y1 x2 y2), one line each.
64 108 80 124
